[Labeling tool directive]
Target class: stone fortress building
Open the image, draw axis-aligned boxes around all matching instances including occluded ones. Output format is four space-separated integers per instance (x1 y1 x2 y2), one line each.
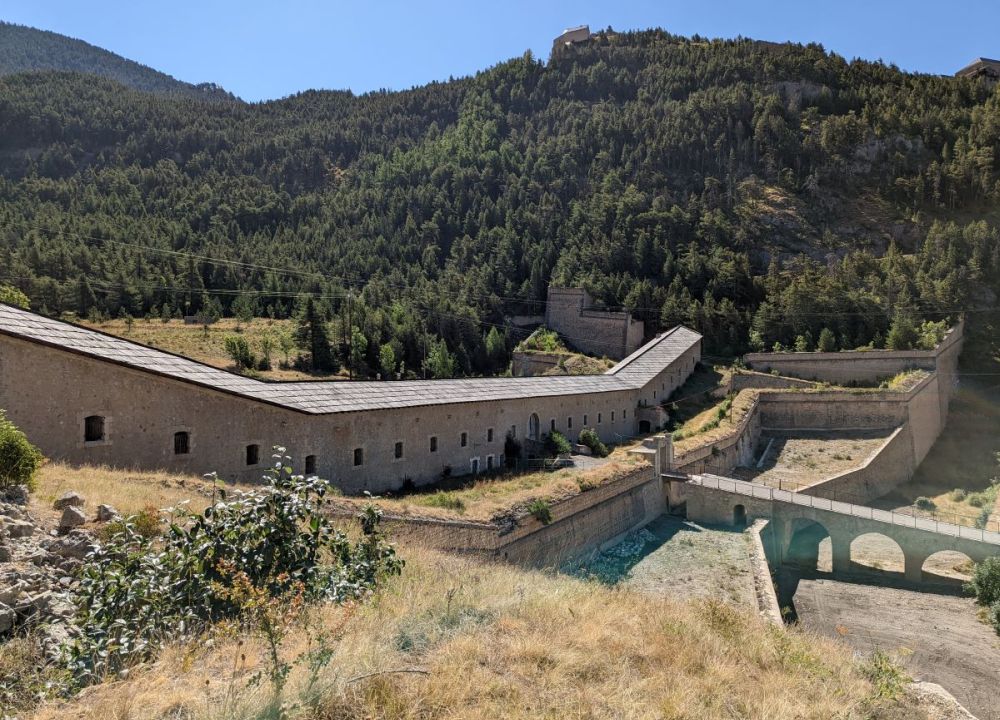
0 303 701 492
544 287 645 360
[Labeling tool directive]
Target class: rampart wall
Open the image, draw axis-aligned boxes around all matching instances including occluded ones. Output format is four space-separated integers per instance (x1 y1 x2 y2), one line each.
511 351 562 377
671 396 762 475
362 462 664 567
744 319 963 389
796 426 914 504
545 287 644 360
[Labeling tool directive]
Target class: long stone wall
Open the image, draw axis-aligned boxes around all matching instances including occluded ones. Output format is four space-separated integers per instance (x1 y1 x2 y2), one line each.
744 319 964 388
363 462 664 568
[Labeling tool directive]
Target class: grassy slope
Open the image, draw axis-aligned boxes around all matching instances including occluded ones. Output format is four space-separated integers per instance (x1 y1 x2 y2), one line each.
31 544 923 720
75 316 346 381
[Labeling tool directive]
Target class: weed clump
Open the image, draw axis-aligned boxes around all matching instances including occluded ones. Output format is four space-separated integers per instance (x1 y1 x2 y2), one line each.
527 498 552 524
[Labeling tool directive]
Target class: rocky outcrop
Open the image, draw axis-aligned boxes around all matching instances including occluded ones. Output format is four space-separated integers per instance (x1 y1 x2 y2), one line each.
0 492 98 659
53 491 85 511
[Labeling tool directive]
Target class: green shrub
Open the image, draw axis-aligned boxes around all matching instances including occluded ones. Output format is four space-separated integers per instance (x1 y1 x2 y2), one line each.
223 334 256 371
990 602 1000 636
544 430 572 457
63 449 402 686
0 284 30 309
0 410 43 491
97 505 161 541
951 488 968 502
578 428 609 458
914 496 936 511
527 498 552 525
965 556 1000 608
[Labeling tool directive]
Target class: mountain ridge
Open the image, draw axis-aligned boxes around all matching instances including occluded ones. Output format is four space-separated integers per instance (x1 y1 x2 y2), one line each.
0 27 998 375
0 21 236 101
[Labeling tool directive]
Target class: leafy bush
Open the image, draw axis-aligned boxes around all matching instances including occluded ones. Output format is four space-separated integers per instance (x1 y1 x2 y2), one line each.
965 556 1000 608
63 449 402 685
578 428 609 458
950 488 968 502
527 498 552 525
518 328 564 353
544 430 572 457
914 496 936 511
0 284 30 309
0 410 43 491
223 334 256 371
97 505 161 541
990 602 1000 636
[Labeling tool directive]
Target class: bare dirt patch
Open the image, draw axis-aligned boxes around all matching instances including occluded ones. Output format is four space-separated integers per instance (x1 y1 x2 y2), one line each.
735 430 893 492
570 515 757 609
793 577 1000 720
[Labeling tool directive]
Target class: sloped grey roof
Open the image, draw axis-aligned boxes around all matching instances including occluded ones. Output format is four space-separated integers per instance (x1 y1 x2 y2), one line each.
0 303 700 415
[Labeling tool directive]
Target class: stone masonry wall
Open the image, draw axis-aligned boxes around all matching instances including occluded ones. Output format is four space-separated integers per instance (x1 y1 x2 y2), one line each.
744 319 964 387
672 396 762 475
359 462 663 567
0 334 657 493
545 287 644 360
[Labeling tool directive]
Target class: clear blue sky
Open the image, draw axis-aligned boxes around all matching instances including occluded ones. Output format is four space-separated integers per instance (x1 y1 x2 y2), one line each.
4 0 999 102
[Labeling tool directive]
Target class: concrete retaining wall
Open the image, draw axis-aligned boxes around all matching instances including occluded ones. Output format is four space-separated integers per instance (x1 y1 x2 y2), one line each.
369 462 664 567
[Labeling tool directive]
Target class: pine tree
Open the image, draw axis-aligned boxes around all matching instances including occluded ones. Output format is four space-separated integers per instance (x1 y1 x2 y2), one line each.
295 298 337 372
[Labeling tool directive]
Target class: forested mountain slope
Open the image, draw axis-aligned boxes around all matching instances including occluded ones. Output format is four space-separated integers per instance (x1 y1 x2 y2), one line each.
1 28 999 376
0 22 234 101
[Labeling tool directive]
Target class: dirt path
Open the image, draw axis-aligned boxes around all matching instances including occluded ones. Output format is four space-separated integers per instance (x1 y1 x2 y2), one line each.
793 577 1000 720
570 515 757 609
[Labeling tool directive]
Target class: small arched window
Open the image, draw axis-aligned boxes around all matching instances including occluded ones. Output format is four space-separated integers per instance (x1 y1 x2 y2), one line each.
84 415 105 443
304 454 317 475
246 444 260 466
173 431 190 455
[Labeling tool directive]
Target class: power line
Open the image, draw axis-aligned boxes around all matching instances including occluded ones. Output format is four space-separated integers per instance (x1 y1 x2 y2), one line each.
19 219 993 319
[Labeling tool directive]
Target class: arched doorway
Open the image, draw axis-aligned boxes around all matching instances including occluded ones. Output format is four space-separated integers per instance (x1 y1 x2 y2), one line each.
528 413 540 442
921 550 974 585
733 504 747 528
785 519 832 572
849 533 905 576
638 419 651 433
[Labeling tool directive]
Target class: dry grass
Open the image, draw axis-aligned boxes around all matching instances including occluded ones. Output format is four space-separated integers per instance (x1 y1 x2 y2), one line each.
674 389 757 455
335 449 645 523
30 545 916 720
74 316 346 381
30 461 242 523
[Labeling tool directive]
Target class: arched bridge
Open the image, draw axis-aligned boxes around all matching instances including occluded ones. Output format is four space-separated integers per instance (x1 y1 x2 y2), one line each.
683 474 1000 582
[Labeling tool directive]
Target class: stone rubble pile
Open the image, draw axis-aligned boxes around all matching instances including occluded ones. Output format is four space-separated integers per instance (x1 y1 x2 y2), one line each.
0 487 111 659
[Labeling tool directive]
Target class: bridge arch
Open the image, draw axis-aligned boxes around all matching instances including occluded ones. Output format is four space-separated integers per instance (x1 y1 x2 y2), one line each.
785 518 832 572
849 532 905 575
921 549 975 584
